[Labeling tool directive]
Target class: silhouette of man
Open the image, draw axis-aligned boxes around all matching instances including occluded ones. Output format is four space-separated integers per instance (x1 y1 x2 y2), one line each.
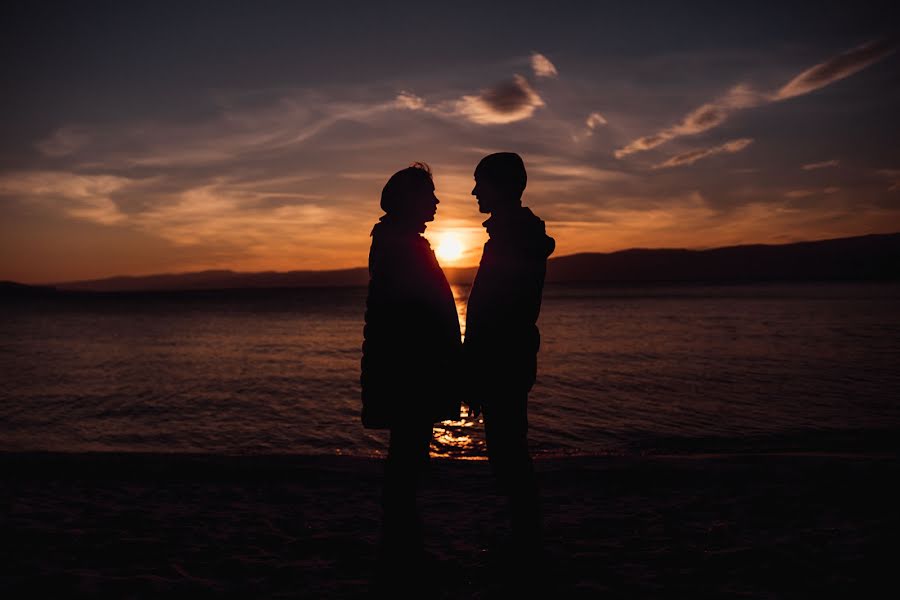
464 152 555 554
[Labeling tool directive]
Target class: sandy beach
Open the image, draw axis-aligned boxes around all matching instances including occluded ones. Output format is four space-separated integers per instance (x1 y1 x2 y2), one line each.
2 451 897 598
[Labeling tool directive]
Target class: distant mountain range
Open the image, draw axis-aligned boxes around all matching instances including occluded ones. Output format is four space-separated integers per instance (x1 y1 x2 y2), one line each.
544 232 900 284
3 233 898 294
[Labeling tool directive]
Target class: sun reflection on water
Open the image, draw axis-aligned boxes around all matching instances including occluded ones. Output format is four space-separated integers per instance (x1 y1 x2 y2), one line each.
428 284 486 458
432 405 486 459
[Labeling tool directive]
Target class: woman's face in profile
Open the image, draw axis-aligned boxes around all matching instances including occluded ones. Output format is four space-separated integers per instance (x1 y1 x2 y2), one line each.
408 181 440 225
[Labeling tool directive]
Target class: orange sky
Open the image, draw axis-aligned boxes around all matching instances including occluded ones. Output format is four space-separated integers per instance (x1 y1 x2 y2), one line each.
1 5 898 283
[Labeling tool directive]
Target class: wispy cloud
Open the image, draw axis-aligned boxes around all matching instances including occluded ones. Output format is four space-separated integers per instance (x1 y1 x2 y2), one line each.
785 186 840 198
394 92 426 111
569 111 609 143
37 91 408 169
653 138 753 169
0 168 367 272
528 157 632 183
616 39 895 160
400 75 546 125
531 52 558 78
802 159 840 170
49 62 549 157
615 85 762 158
131 181 334 249
0 170 130 224
542 191 720 234
774 39 896 100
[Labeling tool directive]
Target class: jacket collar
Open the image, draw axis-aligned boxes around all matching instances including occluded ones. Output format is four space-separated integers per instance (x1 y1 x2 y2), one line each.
372 214 427 236
483 205 535 237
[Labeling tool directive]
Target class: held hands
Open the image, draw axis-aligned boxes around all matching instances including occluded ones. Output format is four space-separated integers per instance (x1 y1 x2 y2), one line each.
459 344 482 419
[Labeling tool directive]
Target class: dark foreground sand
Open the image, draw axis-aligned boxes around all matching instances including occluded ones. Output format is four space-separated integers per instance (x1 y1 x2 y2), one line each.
2 452 897 598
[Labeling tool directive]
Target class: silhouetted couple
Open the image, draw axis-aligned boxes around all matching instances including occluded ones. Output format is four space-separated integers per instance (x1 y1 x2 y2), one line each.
360 153 555 577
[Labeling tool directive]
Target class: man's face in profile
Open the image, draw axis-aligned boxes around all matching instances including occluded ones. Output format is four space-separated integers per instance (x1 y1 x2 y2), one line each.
471 175 501 214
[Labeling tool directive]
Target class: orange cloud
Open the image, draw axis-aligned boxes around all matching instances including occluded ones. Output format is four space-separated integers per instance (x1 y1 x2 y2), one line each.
397 75 547 126
784 188 841 199
774 39 896 101
454 75 545 125
615 85 762 158
586 112 607 128
531 52 558 78
0 171 129 225
802 159 840 170
653 138 753 169
616 40 894 160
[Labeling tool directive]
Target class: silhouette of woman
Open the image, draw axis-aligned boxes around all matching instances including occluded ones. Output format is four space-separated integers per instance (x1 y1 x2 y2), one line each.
360 162 461 564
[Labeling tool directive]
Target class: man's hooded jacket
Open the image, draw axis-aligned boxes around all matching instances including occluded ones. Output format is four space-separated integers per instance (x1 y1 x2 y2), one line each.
465 206 555 398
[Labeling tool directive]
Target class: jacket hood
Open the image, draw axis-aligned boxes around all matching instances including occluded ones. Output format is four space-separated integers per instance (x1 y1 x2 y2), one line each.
484 206 555 258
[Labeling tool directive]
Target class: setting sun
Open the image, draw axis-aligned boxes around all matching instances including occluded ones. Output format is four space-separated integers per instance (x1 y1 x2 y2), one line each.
435 234 464 262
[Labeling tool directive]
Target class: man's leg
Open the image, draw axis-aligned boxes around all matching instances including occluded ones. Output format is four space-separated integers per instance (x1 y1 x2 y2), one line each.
483 392 542 548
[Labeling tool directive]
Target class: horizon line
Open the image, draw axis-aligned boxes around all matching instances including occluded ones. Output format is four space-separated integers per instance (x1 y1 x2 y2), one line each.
9 230 893 287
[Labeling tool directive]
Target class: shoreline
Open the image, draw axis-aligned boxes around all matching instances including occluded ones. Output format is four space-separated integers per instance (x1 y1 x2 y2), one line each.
2 447 897 475
4 451 897 597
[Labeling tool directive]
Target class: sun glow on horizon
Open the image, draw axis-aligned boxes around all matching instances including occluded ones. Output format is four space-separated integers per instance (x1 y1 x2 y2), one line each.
435 233 464 263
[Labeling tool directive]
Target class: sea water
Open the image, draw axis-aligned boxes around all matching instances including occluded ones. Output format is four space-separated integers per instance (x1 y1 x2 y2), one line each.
2 283 899 458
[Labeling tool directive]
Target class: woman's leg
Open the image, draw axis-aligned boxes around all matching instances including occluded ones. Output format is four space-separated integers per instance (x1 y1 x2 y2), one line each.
381 420 433 558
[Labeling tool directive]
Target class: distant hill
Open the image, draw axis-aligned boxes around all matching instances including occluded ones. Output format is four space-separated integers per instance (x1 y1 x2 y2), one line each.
42 232 900 292
544 232 900 284
53 268 371 292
